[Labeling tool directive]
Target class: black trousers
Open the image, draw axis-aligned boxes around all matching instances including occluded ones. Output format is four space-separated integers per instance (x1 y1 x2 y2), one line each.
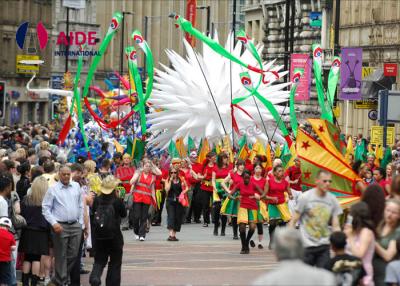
303 245 330 268
70 232 84 286
186 183 201 222
198 189 212 224
213 201 227 229
89 234 123 286
152 190 166 224
132 202 150 237
166 200 184 232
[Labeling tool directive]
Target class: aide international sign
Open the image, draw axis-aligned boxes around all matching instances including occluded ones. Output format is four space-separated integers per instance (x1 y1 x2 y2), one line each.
339 48 362 100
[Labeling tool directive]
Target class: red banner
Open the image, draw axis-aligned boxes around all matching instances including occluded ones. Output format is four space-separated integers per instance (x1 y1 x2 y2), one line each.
384 63 398 77
185 0 197 47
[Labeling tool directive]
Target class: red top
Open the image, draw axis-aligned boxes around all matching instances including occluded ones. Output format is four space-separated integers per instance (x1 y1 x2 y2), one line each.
180 168 192 187
251 176 266 193
237 181 258 210
115 165 135 194
133 173 155 205
190 162 203 185
155 168 169 190
214 166 231 179
230 171 243 191
376 179 389 196
245 160 254 173
267 175 289 204
200 164 216 192
0 228 16 262
286 165 302 191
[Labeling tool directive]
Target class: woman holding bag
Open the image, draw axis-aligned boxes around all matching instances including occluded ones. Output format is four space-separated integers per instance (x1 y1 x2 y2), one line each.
164 167 189 241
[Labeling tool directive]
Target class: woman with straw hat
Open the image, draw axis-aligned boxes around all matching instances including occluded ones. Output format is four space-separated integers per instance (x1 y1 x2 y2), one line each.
89 175 127 286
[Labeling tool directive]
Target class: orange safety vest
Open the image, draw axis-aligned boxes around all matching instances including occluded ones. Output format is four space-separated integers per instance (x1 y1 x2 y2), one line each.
133 173 155 205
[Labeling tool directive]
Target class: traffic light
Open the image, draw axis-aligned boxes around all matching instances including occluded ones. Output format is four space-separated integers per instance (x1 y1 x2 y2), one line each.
0 82 5 119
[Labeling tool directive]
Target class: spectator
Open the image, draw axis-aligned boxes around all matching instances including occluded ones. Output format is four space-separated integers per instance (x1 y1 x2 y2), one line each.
0 174 13 217
373 199 400 286
253 228 335 286
89 175 126 286
42 165 84 286
390 175 400 201
16 160 31 201
344 202 375 286
373 167 389 196
19 176 50 286
385 237 400 286
0 217 16 286
98 159 112 179
42 161 57 188
362 184 386 229
326 231 365 286
290 170 342 268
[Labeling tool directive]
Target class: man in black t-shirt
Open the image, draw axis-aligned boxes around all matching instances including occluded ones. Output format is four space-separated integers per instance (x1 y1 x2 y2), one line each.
326 231 365 286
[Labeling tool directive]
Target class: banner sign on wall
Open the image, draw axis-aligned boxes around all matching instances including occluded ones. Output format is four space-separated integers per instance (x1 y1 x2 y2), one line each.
290 54 311 100
340 47 362 100
185 0 197 47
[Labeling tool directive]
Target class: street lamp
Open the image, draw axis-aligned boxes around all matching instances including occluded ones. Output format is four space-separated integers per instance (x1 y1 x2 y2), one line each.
196 6 211 37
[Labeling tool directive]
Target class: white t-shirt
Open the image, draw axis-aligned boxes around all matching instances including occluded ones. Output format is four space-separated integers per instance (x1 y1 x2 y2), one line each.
0 195 9 217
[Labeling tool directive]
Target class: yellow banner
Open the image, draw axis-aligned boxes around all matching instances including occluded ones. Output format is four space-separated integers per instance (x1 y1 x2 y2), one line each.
370 126 395 146
16 55 40 74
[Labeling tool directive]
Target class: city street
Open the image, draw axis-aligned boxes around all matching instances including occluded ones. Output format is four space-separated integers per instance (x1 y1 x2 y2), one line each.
81 222 278 285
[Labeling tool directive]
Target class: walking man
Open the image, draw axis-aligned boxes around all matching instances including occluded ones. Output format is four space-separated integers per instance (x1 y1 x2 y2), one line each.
42 165 84 286
289 170 342 268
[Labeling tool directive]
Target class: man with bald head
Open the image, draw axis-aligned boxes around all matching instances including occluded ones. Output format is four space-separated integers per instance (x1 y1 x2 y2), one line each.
42 165 84 286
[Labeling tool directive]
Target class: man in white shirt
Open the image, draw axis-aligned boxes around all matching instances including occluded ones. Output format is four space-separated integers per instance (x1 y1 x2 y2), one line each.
0 174 13 217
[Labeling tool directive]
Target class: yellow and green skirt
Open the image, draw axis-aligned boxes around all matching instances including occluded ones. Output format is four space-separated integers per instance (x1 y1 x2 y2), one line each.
237 207 258 224
213 179 227 203
268 203 291 222
155 189 165 209
221 194 239 217
257 201 269 222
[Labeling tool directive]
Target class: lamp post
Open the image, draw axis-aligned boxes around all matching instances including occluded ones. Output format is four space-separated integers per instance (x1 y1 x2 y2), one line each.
196 6 211 36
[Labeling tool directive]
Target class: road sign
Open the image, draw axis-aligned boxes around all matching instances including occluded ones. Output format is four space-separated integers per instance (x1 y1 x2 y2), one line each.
16 55 40 74
370 126 395 146
368 110 378 121
310 12 322 28
384 63 398 77
354 99 378 109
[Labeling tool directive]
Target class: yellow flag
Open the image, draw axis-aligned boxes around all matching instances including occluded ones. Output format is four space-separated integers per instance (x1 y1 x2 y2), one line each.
175 137 187 158
375 145 383 166
222 135 234 163
266 144 272 168
275 144 282 158
345 137 354 164
249 140 267 166
368 144 374 154
197 138 210 164
114 140 124 154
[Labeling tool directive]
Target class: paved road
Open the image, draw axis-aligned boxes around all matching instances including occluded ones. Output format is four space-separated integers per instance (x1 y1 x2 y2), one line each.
81 222 278 285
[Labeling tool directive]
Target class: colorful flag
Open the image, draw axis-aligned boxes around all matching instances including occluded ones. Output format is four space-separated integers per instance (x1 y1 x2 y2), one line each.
344 136 354 164
308 118 343 159
197 138 210 164
355 139 367 163
168 140 180 158
187 136 196 155
380 147 393 169
175 137 187 158
126 138 146 163
185 0 197 46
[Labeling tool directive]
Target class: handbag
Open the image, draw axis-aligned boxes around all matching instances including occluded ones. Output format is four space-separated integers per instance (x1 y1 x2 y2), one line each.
11 213 27 229
178 192 189 207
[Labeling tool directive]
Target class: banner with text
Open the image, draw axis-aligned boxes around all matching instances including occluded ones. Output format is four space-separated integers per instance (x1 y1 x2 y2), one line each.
340 47 362 100
185 0 197 47
290 53 311 100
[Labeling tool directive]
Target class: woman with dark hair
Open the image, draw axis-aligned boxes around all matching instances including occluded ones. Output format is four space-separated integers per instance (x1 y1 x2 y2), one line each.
265 165 292 249
198 152 217 227
164 167 189 241
390 175 400 201
16 160 31 200
352 161 367 195
373 199 400 286
221 159 246 239
211 152 232 236
249 163 268 249
362 184 386 229
344 201 376 286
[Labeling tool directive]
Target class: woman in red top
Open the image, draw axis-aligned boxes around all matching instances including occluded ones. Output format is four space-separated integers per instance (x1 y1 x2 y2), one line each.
130 159 161 241
265 165 292 249
221 159 245 239
151 158 169 226
198 152 217 227
250 163 268 249
211 152 231 236
230 170 274 254
115 154 136 230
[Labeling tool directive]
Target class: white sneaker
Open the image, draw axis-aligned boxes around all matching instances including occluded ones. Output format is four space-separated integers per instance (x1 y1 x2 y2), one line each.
135 235 139 240
139 236 145 241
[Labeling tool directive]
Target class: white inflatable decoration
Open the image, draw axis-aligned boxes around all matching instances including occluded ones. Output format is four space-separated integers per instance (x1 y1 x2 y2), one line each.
147 33 291 148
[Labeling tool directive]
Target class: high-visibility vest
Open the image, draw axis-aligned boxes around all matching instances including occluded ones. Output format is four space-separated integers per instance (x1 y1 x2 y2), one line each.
133 173 155 205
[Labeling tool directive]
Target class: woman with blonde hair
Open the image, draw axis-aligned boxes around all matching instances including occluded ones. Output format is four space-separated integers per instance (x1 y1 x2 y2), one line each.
84 160 102 195
20 176 50 286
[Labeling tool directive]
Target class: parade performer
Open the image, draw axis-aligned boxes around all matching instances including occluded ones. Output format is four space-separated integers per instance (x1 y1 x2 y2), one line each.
198 152 217 227
250 163 269 249
164 167 189 241
265 165 292 249
186 152 203 224
115 154 136 230
130 159 161 241
151 158 168 226
286 157 303 215
211 152 232 236
221 159 246 239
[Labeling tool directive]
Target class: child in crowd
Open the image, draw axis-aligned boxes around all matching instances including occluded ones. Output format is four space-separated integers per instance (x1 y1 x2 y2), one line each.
364 168 374 185
0 217 16 286
326 231 365 286
385 237 400 286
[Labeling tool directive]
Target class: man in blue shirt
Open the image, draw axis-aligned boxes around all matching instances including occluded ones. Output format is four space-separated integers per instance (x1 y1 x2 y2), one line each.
42 165 84 286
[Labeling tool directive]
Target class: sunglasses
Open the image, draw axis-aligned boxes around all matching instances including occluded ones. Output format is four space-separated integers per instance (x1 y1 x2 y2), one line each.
322 180 332 183
170 172 177 174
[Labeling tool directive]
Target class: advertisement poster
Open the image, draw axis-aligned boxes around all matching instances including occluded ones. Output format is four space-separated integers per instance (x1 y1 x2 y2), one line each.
290 54 311 100
340 48 362 100
185 0 197 47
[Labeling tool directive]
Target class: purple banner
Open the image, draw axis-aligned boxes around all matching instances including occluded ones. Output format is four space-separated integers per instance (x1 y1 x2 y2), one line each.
290 54 311 100
340 48 362 100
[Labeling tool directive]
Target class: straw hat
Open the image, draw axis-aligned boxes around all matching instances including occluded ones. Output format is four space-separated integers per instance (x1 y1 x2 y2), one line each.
100 175 121 195
171 158 182 165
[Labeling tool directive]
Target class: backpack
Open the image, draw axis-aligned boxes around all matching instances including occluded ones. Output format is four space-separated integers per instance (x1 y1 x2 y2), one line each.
93 198 116 240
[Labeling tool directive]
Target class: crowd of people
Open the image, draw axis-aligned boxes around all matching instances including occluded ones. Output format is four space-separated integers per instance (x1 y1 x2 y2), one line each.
0 123 400 286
